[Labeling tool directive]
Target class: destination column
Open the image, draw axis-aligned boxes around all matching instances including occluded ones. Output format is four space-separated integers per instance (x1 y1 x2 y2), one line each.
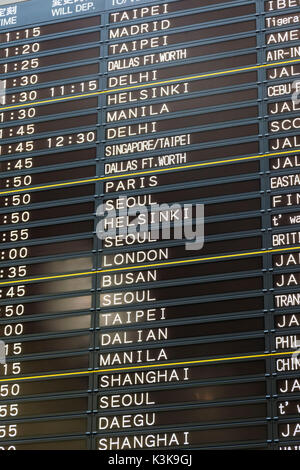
93 0 272 450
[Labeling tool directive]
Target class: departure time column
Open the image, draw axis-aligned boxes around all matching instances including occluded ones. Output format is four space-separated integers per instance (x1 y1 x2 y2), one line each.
0 14 102 450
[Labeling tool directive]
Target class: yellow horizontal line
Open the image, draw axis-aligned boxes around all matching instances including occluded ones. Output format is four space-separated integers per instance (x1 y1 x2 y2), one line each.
1 58 299 113
1 148 300 197
0 350 295 383
1 245 300 286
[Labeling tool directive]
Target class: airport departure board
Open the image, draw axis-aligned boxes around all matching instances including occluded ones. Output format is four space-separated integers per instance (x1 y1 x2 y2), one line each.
0 0 300 452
